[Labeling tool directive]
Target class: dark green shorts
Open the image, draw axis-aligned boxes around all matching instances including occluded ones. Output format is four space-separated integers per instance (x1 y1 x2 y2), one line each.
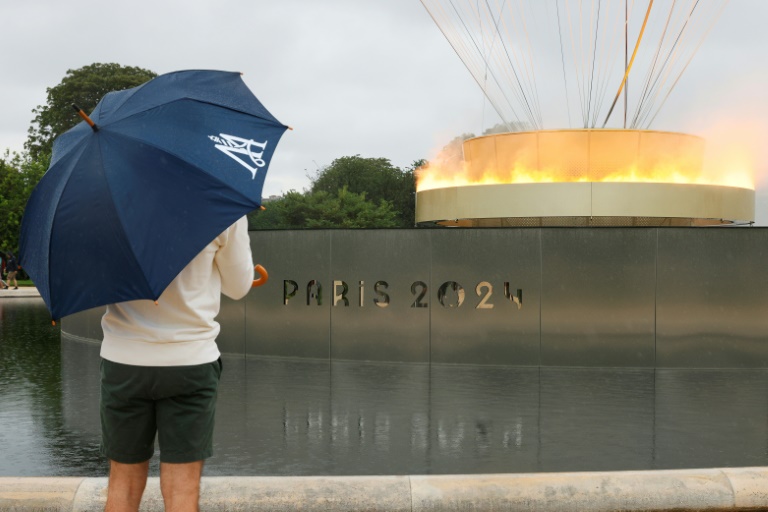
100 358 222 464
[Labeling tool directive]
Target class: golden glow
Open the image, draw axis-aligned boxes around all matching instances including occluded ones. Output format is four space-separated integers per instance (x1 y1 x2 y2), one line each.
417 130 755 192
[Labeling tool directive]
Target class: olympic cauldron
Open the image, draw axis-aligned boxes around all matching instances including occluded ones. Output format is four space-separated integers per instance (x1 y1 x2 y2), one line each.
415 130 754 227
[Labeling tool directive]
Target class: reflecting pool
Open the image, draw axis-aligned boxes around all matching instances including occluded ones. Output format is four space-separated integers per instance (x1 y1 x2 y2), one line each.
2 298 767 477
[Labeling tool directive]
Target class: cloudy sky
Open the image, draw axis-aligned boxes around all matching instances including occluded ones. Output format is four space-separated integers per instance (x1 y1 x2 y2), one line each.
2 0 767 220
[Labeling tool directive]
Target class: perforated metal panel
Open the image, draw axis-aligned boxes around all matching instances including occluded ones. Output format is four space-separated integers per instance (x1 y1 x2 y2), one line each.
437 217 726 227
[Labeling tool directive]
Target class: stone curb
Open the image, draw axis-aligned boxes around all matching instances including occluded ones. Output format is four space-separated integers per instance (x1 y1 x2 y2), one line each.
0 286 41 298
1 468 767 511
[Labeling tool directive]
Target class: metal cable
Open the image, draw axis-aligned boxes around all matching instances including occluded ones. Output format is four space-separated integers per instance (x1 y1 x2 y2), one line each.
633 0 700 128
643 0 730 128
630 0 677 128
484 0 540 128
586 0 602 127
420 0 519 127
556 0 573 128
602 0 654 128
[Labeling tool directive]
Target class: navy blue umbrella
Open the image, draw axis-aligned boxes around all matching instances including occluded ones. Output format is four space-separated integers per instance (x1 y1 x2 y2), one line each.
20 70 288 319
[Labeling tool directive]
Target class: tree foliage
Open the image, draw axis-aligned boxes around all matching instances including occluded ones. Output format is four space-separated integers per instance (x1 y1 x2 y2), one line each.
249 155 420 230
310 155 416 227
248 188 399 230
0 151 47 254
26 63 156 159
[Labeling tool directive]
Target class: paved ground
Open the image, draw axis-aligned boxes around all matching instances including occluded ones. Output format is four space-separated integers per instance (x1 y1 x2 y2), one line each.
0 286 41 298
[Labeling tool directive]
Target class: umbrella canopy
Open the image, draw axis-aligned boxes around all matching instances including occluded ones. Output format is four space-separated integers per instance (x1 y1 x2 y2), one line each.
20 70 288 319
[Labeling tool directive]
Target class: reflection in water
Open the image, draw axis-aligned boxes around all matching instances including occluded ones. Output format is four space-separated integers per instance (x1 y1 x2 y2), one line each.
0 299 104 476
2 299 768 476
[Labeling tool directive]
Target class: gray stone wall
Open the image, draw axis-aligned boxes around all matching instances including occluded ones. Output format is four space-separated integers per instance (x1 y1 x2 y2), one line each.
63 228 768 368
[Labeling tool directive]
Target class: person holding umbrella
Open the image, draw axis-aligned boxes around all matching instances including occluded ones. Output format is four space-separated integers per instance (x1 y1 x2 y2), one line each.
100 215 254 511
19 70 289 511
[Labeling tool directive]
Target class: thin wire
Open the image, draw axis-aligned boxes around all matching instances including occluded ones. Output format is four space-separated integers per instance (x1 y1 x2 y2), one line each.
602 0 654 128
566 0 588 127
479 0 488 132
488 0 540 128
486 1 530 124
590 0 622 128
485 0 522 130
469 0 530 127
624 0 628 128
634 0 702 128
515 0 544 128
504 0 542 128
586 0 602 127
644 0 729 128
419 0 727 134
631 0 677 128
578 0 589 126
455 0 526 126
556 0 573 128
633 0 699 127
479 0 527 126
592 0 626 128
420 0 518 127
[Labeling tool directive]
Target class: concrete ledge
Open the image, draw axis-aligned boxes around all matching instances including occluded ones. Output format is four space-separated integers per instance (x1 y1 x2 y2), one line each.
1 468 766 511
0 477 85 511
0 287 41 298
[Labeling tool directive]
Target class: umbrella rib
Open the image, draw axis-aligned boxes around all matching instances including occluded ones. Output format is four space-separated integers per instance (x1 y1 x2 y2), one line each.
33 139 94 313
110 98 285 129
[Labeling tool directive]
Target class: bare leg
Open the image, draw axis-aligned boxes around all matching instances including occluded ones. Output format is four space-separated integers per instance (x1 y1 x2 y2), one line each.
105 459 150 512
160 460 204 512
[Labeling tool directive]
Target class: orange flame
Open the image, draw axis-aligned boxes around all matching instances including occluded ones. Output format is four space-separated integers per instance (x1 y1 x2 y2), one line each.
417 131 755 191
417 159 754 191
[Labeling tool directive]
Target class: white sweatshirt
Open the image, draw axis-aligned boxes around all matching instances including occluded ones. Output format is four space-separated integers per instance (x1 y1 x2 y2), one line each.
100 216 254 366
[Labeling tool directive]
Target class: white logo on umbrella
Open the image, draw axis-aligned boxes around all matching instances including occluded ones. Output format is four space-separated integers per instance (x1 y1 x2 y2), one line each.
209 134 268 179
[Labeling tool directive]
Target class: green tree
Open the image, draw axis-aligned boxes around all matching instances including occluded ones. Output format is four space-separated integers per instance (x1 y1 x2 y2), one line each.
248 188 399 229
26 63 156 159
305 188 399 228
0 151 48 254
310 155 415 227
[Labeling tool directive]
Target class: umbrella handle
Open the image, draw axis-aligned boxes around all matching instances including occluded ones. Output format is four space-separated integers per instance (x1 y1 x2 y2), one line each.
252 264 268 287
72 104 99 132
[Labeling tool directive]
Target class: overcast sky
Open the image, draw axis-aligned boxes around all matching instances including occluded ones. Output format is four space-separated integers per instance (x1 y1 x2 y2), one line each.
2 0 767 221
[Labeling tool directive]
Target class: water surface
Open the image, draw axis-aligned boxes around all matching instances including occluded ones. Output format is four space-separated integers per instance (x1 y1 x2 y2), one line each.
2 299 767 476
